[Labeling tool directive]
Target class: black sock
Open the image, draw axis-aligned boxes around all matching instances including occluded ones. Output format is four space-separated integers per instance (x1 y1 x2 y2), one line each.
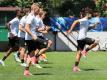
2 56 7 61
35 54 40 58
17 52 20 57
21 59 24 63
75 61 79 66
35 55 39 64
25 67 29 70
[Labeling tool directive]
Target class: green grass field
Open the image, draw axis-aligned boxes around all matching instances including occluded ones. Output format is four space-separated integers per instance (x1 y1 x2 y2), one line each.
0 51 107 80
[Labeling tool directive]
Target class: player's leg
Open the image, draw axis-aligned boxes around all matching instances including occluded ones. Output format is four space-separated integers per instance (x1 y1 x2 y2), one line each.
19 38 26 66
39 39 53 62
0 37 17 66
24 40 33 76
24 40 38 76
14 51 21 62
81 38 99 57
73 40 85 72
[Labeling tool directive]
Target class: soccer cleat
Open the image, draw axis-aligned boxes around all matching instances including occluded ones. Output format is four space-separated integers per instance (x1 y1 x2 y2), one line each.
32 63 42 68
35 64 42 68
42 59 48 62
0 60 5 66
20 63 27 67
72 66 81 72
81 50 88 58
24 70 32 76
14 53 21 62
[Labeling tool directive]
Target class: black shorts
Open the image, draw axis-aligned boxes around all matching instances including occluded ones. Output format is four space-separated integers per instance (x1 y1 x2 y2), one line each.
77 37 95 50
19 37 25 47
26 37 48 53
25 40 38 53
8 36 19 48
37 36 48 49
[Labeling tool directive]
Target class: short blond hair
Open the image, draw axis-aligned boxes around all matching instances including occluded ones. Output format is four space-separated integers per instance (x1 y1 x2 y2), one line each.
31 3 40 10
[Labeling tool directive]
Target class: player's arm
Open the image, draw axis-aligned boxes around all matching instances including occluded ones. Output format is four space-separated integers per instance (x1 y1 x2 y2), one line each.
19 24 25 33
6 22 11 31
67 20 79 34
36 26 51 34
88 22 100 30
25 23 37 40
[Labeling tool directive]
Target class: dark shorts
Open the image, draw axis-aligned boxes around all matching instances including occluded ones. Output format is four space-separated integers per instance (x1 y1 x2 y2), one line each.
37 36 48 48
25 40 37 53
19 37 25 47
25 37 48 53
8 36 19 48
77 37 95 50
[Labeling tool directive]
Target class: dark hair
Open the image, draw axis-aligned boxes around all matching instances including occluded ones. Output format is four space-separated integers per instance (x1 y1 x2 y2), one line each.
80 8 93 17
93 10 100 17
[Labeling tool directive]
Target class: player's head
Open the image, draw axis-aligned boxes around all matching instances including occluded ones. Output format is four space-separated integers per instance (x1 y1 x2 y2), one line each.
80 8 93 19
16 9 22 18
39 10 46 19
84 10 93 19
22 8 30 16
31 3 40 15
93 10 100 17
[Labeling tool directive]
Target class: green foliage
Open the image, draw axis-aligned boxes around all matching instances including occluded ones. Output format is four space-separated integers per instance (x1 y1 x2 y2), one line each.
0 0 107 17
0 0 19 7
95 0 107 17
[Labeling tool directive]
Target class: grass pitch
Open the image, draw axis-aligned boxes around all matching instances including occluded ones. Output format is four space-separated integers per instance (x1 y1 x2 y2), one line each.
0 51 107 80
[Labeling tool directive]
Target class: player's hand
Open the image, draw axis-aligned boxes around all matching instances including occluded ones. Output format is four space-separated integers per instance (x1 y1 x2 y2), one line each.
9 32 15 38
32 35 37 40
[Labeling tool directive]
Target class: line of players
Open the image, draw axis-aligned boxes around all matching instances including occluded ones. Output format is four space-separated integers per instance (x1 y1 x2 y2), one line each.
0 3 102 76
0 3 52 76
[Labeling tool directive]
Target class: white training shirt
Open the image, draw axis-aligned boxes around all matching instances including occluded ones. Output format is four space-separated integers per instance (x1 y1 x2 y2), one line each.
35 15 45 36
77 17 90 40
25 13 38 40
8 17 19 37
18 15 27 38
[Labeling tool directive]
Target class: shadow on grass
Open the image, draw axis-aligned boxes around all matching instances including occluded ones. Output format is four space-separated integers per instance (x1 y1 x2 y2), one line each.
42 66 53 68
39 62 54 64
83 68 99 71
33 73 53 75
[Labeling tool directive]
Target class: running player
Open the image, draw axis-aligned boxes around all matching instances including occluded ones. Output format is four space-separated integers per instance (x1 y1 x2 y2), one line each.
67 10 99 72
0 9 22 66
36 10 52 62
18 8 30 66
24 3 41 76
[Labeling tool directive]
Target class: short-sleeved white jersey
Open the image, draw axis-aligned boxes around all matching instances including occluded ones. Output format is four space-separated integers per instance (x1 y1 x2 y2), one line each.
78 17 90 40
35 15 45 36
8 17 19 37
18 15 27 38
25 13 38 40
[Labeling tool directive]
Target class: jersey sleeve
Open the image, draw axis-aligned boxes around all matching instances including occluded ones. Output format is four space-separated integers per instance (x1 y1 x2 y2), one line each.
19 17 25 26
9 18 17 24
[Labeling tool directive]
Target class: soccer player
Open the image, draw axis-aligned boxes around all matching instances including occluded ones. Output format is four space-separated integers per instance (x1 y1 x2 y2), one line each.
24 3 42 76
36 10 52 62
0 9 22 66
67 10 99 72
18 8 30 66
89 10 103 32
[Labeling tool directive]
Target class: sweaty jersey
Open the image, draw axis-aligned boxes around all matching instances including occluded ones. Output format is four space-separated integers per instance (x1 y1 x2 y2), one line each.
78 17 90 40
25 13 38 40
8 17 19 37
18 15 27 38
